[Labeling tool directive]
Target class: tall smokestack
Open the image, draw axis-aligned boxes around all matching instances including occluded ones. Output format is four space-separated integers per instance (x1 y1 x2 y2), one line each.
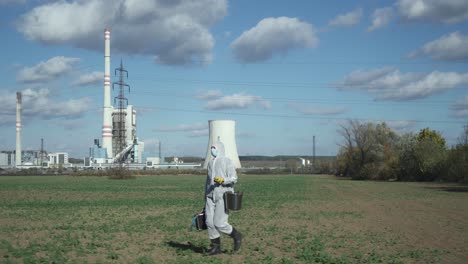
102 28 113 158
16 92 22 167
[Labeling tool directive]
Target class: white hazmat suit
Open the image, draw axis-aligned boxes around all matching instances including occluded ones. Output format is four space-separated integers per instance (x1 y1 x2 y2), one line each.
204 140 242 255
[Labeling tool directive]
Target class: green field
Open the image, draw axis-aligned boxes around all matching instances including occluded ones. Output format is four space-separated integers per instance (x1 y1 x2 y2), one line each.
0 175 467 263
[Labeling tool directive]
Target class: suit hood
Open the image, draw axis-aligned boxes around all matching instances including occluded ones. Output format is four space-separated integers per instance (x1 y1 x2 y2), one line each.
212 141 226 157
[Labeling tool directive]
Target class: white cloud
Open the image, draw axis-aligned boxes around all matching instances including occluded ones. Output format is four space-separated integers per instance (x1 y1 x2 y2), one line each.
0 88 92 126
16 0 227 65
396 0 468 23
196 89 222 100
231 17 318 63
288 102 347 115
408 32 468 61
340 67 394 87
204 93 271 110
21 88 92 119
367 7 393 32
450 95 468 118
386 120 417 131
16 56 80 83
73 71 103 86
154 122 208 138
328 8 363 27
196 90 272 110
188 130 209 138
340 67 468 101
154 122 207 132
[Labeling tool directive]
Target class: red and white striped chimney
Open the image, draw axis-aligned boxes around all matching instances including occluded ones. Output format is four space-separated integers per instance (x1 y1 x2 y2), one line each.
102 28 113 158
16 92 22 167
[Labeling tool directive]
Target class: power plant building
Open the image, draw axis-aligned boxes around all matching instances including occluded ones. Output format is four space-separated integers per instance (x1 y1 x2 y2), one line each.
2 28 149 169
48 152 69 165
2 27 212 170
0 150 69 168
0 152 15 167
112 105 137 155
86 28 146 166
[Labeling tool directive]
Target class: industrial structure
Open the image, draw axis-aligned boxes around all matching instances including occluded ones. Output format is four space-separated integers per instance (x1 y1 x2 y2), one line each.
203 120 241 169
84 28 148 168
16 92 22 167
102 28 113 158
0 92 72 169
0 150 70 168
1 28 148 170
1 27 207 171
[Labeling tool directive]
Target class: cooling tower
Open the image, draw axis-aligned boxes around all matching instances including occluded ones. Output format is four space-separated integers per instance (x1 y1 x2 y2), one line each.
203 120 241 169
16 92 22 167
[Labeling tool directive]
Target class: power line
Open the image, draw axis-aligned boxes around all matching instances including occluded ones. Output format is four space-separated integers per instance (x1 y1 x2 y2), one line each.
129 90 455 106
75 60 468 89
80 91 459 109
73 63 468 101
136 105 466 125
79 105 466 125
76 58 468 71
3 103 464 127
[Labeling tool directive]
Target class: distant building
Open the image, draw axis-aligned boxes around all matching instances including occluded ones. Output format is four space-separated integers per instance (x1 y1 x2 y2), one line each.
299 158 311 167
0 150 46 167
48 152 69 165
0 152 15 166
146 157 161 167
90 140 107 159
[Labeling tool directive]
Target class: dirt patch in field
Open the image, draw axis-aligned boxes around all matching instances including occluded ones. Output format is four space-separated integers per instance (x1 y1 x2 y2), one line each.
424 185 468 193
299 178 468 263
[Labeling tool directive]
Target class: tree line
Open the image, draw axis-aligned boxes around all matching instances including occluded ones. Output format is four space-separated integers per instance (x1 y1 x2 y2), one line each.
335 120 468 183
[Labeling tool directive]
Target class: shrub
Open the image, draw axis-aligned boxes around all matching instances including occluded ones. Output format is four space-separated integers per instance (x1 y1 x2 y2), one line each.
313 160 336 175
108 167 135 180
444 146 468 183
398 132 447 182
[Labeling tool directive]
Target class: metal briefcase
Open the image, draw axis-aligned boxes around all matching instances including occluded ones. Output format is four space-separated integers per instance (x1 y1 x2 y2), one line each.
192 209 207 231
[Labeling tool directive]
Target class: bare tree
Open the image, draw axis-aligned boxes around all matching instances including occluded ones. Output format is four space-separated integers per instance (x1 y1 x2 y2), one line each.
339 120 373 168
352 121 373 167
337 121 355 176
337 120 400 179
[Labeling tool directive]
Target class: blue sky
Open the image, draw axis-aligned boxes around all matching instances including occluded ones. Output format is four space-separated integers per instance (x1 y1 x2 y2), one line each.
0 0 467 158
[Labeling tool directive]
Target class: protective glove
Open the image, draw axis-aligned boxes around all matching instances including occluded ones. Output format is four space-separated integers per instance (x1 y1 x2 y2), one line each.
214 176 224 184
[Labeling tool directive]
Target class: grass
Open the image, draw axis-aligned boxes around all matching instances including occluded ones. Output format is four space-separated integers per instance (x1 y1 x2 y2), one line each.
0 175 466 263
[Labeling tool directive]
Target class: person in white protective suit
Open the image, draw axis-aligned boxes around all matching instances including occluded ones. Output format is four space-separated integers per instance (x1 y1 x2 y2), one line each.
204 140 242 256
